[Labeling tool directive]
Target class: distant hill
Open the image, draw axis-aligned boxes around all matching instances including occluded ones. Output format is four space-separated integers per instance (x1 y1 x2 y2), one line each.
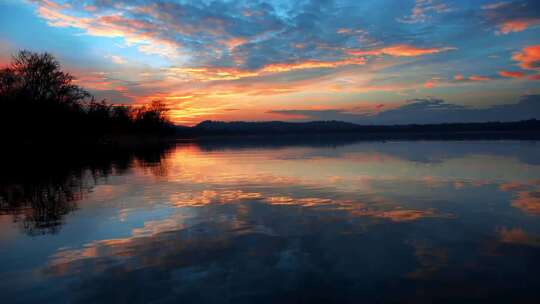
194 120 360 132
175 119 540 139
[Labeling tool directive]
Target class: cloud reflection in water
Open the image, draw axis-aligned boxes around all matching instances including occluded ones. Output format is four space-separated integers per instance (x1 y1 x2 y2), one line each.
1 140 540 303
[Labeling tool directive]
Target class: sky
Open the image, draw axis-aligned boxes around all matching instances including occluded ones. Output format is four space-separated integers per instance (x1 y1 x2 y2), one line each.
1 0 540 125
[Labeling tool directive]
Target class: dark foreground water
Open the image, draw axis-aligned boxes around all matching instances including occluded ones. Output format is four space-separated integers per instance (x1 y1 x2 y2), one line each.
1 139 539 303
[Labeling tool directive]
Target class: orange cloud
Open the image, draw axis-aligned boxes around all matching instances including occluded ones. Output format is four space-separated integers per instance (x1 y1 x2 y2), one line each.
497 227 540 246
167 57 367 81
370 209 437 222
424 80 437 89
166 67 260 81
72 73 115 90
261 57 366 73
171 190 263 207
221 37 247 50
38 0 70 10
511 190 540 215
266 196 332 206
498 70 525 78
512 45 540 70
347 44 455 57
498 19 540 34
454 74 500 82
131 70 434 125
468 75 491 81
264 195 448 222
483 1 540 34
349 207 454 222
37 5 89 28
337 28 352 34
499 181 529 192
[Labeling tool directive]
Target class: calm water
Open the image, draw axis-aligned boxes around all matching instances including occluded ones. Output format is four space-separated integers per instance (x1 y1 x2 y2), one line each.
1 140 540 303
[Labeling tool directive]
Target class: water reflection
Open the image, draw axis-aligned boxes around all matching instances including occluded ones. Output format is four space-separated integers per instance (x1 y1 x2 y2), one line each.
0 145 174 235
1 139 539 303
0 174 82 235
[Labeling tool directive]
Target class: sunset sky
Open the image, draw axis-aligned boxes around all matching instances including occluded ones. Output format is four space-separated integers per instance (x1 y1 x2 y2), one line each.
1 0 540 125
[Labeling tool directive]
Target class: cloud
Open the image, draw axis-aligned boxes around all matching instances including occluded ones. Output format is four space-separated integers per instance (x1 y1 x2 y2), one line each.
159 42 452 87
511 190 540 215
29 0 458 71
498 70 526 78
33 2 182 58
361 209 438 222
424 79 437 88
482 2 510 10
452 74 506 83
17 0 540 126
166 57 367 81
69 71 135 103
512 45 540 70
499 181 529 192
468 75 491 81
105 55 126 65
269 95 540 124
510 45 540 80
28 0 289 62
28 0 344 68
347 44 455 57
499 180 540 216
264 195 449 222
498 19 540 34
398 0 452 24
483 0 540 34
497 227 540 246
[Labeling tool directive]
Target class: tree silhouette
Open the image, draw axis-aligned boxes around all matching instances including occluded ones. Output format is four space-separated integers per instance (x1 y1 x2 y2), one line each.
134 100 171 131
21 51 86 102
0 50 173 142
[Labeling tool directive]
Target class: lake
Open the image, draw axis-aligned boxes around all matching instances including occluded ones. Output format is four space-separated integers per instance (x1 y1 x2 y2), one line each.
1 139 539 303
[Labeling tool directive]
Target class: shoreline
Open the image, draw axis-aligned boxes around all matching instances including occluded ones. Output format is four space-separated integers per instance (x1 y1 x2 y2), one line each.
4 119 540 149
3 130 539 153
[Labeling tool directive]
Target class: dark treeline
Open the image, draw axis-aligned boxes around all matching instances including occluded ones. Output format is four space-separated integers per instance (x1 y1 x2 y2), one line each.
0 51 174 143
186 119 540 139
